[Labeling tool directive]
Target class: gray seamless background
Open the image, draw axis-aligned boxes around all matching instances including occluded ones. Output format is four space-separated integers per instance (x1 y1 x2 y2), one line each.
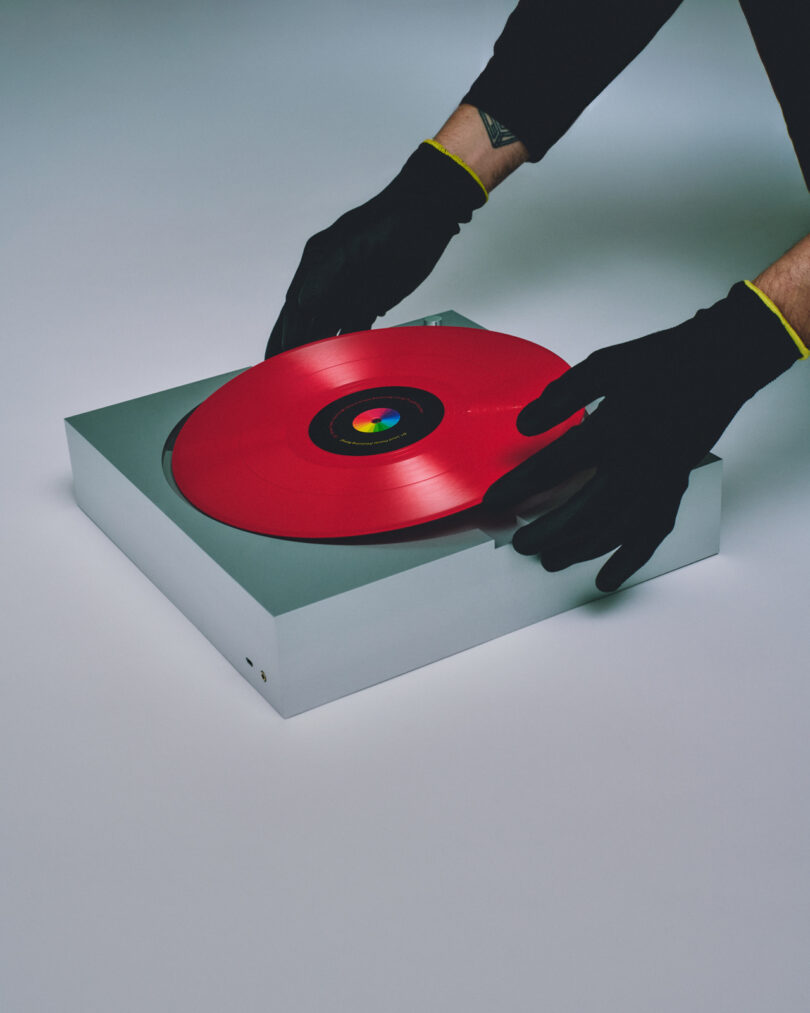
2 1 809 1010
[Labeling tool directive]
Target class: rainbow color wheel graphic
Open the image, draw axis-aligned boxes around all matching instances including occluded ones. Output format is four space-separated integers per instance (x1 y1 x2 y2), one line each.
352 407 401 434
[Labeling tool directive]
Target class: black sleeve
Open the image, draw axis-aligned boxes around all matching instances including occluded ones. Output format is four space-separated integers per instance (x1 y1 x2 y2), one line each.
738 0 810 191
461 0 684 163
463 1 810 191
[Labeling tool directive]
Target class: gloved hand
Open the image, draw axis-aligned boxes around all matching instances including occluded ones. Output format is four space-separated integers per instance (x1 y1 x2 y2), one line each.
265 140 487 357
483 281 805 592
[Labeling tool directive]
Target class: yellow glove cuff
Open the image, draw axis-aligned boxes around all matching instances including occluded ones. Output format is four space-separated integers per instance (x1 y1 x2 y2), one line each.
744 279 809 359
422 138 489 202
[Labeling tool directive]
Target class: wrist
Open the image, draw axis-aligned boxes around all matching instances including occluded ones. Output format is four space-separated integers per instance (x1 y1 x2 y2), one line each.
752 232 810 349
710 282 804 403
744 280 810 359
434 103 528 191
422 138 488 202
396 141 487 225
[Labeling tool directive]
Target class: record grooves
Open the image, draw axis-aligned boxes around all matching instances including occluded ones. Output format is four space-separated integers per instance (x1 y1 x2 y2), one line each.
170 325 584 539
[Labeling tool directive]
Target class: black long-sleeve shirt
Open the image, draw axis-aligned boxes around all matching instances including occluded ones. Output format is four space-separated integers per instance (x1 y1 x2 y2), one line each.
462 0 810 190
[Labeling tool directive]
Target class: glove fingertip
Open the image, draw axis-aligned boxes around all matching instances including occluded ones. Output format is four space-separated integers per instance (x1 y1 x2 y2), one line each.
516 378 578 435
337 311 377 337
511 523 537 556
538 549 568 572
516 400 553 436
595 568 623 594
481 481 509 509
596 537 657 594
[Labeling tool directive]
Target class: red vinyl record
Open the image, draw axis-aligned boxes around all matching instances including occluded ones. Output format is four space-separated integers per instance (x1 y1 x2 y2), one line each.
171 326 584 538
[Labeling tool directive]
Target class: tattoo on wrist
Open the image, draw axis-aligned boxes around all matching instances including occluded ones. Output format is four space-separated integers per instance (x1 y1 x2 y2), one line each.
479 110 518 148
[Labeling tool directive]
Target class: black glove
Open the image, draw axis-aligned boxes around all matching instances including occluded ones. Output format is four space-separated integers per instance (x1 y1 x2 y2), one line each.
483 282 803 592
265 141 487 357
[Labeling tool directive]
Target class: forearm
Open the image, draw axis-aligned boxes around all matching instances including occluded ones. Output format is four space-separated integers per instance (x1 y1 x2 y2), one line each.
461 0 682 164
754 232 810 347
433 103 528 192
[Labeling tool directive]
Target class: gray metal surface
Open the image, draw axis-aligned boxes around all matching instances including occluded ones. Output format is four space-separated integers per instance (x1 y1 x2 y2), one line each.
65 311 722 716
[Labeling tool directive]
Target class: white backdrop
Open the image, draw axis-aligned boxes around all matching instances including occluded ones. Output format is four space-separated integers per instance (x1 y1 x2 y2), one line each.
2 1 809 1010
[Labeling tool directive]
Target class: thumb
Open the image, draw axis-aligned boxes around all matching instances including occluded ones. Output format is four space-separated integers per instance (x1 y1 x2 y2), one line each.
518 350 610 435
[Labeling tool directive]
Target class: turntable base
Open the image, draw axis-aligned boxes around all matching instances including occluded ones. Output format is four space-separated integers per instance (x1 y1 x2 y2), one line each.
65 312 721 717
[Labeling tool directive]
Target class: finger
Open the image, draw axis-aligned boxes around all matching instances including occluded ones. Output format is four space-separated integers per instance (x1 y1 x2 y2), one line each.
539 524 621 572
337 309 377 336
483 423 597 509
518 351 610 435
265 297 316 356
296 305 345 347
265 300 375 359
511 471 606 555
283 303 354 351
595 523 673 593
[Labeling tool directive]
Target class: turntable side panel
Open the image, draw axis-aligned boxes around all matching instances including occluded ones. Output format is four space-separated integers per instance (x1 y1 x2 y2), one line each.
65 423 287 713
